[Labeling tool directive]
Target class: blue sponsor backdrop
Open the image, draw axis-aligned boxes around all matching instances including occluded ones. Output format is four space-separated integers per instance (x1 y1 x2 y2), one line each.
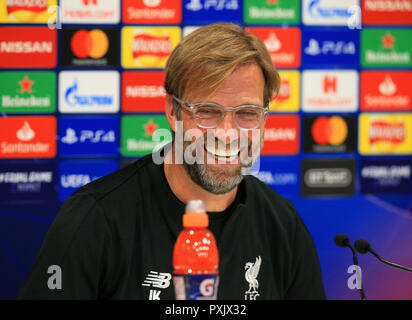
302 28 360 67
58 160 119 202
251 156 300 197
0 0 412 300
183 0 242 24
0 162 57 202
360 158 412 195
58 116 119 157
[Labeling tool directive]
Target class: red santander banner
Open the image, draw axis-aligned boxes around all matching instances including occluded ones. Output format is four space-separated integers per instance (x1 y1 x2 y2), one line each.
361 71 412 111
122 0 181 24
245 27 301 69
261 115 300 155
122 71 166 112
362 0 412 25
0 116 56 158
0 27 57 68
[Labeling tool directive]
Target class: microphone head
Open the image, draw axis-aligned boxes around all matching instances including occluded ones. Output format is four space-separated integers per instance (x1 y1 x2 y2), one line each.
334 233 350 248
354 239 371 254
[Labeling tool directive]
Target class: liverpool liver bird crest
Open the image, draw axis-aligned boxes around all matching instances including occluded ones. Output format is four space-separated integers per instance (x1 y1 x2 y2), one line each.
244 256 261 294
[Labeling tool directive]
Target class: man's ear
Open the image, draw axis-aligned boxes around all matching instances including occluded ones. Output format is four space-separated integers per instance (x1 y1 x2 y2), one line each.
165 94 176 132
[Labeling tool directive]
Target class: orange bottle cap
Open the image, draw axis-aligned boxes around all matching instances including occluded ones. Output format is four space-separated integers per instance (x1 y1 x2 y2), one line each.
183 200 208 228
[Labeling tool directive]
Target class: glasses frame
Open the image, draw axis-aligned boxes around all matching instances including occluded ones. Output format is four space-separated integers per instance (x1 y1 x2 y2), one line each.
172 95 268 130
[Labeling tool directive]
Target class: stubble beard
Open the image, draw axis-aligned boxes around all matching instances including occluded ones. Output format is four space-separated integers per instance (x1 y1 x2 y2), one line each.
182 134 264 195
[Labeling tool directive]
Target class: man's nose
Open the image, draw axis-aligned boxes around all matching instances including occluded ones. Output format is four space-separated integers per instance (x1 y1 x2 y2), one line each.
214 111 239 144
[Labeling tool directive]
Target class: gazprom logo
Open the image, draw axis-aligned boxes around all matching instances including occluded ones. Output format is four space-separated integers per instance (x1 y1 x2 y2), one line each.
303 0 359 26
308 0 352 19
65 78 113 106
59 71 119 113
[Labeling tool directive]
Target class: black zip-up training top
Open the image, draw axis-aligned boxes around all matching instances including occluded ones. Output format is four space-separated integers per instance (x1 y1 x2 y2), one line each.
18 152 325 300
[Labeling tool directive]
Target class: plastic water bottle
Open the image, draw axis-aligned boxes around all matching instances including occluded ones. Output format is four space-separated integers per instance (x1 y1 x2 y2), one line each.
173 200 219 300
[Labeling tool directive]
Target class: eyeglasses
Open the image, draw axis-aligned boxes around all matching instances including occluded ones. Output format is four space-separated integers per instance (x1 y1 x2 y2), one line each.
172 95 268 130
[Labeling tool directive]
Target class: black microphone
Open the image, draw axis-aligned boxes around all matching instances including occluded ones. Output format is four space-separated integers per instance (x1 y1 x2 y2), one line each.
334 233 367 300
354 239 412 273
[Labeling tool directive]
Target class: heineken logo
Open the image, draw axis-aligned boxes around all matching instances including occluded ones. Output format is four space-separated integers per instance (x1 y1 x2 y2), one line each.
122 115 172 156
244 0 300 24
19 76 34 93
381 31 395 49
144 119 159 137
362 29 412 67
0 72 55 113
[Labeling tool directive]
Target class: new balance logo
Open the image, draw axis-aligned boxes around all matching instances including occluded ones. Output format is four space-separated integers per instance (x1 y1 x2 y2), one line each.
142 271 172 289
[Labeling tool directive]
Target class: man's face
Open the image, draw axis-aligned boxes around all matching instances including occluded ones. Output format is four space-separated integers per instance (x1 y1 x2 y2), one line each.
177 63 266 194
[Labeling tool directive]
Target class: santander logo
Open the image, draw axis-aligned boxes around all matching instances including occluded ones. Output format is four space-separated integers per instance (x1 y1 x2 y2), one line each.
16 122 35 141
378 75 396 96
143 0 161 7
264 32 281 52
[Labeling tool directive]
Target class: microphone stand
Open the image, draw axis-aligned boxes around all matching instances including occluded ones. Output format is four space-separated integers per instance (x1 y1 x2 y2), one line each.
368 249 412 273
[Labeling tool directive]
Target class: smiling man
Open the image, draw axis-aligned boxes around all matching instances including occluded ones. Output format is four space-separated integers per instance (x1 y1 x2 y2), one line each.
18 23 325 300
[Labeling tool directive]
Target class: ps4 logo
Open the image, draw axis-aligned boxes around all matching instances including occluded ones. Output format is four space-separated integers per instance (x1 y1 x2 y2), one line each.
61 128 116 145
305 39 356 56
186 0 238 11
65 78 113 107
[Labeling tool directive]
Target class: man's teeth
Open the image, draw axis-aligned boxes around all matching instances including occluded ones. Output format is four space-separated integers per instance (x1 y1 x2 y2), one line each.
205 144 239 158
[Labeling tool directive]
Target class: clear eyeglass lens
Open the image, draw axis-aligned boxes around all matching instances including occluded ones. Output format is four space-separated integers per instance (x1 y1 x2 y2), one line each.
193 104 263 129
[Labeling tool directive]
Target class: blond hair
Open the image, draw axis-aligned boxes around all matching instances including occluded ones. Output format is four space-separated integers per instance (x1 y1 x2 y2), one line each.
164 23 280 116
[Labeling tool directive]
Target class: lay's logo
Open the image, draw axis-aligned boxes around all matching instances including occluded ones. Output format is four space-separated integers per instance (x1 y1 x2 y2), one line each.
122 26 180 69
369 121 405 145
7 0 47 13
359 113 412 155
0 0 57 23
132 33 171 59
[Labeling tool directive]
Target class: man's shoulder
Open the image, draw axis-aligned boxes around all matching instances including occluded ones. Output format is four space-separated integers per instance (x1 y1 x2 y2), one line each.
245 174 296 211
244 174 299 225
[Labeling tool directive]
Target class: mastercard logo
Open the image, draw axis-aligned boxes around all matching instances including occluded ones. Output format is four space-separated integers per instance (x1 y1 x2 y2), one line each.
311 116 348 146
71 29 109 59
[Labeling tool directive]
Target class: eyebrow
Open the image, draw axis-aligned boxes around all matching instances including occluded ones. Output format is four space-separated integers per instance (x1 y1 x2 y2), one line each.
200 101 265 108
